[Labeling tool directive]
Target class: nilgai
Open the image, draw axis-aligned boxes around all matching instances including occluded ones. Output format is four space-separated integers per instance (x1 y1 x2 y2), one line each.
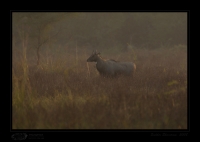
87 50 136 77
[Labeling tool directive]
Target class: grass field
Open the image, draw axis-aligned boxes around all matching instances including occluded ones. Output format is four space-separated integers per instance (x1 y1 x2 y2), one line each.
12 44 187 129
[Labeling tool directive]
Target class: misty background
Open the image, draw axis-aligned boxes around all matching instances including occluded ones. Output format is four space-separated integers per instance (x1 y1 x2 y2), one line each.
12 12 187 64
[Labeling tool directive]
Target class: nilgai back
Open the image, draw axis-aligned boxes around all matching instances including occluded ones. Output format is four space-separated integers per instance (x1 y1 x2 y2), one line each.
87 50 136 77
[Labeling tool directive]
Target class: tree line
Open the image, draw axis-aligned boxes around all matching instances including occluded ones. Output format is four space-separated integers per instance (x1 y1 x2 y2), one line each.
12 12 187 64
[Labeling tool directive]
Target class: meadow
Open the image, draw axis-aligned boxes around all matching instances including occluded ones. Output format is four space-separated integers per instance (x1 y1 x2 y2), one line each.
12 44 187 129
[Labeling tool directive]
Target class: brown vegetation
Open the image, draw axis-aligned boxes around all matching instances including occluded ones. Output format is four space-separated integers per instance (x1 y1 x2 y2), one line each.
12 45 187 129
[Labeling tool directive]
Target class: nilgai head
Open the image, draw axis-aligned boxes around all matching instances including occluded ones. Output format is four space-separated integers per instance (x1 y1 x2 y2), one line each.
87 50 100 62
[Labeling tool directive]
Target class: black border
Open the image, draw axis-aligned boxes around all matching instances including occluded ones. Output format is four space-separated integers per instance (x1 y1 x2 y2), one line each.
10 10 190 138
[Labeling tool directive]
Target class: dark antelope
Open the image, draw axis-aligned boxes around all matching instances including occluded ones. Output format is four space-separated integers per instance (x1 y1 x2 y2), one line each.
87 50 136 77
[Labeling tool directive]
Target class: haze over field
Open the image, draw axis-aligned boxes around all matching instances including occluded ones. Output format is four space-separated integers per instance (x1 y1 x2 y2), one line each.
12 12 187 129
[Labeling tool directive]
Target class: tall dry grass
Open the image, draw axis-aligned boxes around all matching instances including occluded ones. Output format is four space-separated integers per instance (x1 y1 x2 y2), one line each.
12 44 187 129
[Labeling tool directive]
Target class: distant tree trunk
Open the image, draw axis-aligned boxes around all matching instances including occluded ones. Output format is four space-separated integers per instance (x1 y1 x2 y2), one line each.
36 33 41 66
35 26 59 66
36 46 40 66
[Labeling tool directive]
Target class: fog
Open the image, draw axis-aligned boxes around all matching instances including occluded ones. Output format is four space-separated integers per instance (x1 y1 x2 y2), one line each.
12 12 187 56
